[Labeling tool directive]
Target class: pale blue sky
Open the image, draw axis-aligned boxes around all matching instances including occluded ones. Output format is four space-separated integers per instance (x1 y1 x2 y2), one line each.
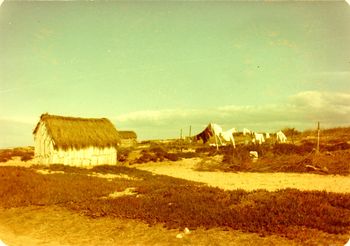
1 1 349 147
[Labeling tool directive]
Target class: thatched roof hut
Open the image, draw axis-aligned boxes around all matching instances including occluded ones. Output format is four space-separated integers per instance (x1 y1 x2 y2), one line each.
119 131 137 139
118 131 137 147
33 113 120 166
33 114 120 150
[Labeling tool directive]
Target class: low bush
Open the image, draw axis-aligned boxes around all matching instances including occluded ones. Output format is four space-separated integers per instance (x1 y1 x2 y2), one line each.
312 150 350 174
195 146 217 155
0 166 117 207
272 143 314 155
175 151 200 159
0 147 34 162
221 147 251 171
323 142 350 151
133 146 179 164
117 148 133 163
212 142 350 175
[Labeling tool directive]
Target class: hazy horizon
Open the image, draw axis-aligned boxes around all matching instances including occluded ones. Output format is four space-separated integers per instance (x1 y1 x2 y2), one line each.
1 1 350 148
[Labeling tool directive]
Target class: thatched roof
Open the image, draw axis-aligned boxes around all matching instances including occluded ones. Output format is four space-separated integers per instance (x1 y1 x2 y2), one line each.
33 114 120 150
119 131 137 139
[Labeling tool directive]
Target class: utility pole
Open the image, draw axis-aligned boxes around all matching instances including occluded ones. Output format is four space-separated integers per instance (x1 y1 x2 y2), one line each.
180 128 183 140
189 125 192 138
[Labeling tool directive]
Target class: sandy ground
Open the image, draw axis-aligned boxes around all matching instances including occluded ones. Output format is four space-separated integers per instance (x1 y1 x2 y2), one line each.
0 206 304 246
134 158 350 193
0 157 34 167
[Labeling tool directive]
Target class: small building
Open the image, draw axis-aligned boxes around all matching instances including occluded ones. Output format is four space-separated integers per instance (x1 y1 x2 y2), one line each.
33 113 120 166
118 131 137 147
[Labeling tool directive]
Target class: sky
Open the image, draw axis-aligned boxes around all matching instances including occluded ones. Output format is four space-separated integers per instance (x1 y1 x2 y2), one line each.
0 1 350 148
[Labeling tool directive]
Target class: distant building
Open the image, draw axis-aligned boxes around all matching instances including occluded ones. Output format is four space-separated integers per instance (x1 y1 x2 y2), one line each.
118 131 137 147
33 113 120 166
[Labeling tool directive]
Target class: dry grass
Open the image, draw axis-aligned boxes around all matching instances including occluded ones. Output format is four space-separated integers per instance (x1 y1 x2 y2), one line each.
207 144 350 175
0 165 349 244
199 143 349 175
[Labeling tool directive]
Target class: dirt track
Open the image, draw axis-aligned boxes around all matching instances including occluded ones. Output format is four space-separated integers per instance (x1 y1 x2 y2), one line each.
134 158 350 193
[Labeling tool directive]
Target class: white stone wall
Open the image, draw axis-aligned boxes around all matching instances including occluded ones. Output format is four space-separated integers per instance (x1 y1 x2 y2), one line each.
120 139 137 147
34 122 55 165
51 146 117 166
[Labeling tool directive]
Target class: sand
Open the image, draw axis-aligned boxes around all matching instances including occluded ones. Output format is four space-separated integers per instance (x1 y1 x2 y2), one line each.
134 158 350 193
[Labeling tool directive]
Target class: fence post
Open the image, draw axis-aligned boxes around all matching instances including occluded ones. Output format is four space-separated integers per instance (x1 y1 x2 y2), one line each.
316 122 320 154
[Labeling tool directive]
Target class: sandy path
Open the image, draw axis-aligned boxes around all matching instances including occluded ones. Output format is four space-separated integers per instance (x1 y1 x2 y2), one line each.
2 158 350 193
134 158 350 193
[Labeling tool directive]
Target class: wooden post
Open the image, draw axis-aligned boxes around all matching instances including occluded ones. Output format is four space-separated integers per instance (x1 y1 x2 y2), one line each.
316 122 320 154
215 135 219 151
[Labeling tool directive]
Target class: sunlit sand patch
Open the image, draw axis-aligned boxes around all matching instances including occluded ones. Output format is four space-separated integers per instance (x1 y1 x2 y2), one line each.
102 187 138 199
0 157 34 167
135 158 350 193
36 169 65 175
88 172 142 181
35 169 142 181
